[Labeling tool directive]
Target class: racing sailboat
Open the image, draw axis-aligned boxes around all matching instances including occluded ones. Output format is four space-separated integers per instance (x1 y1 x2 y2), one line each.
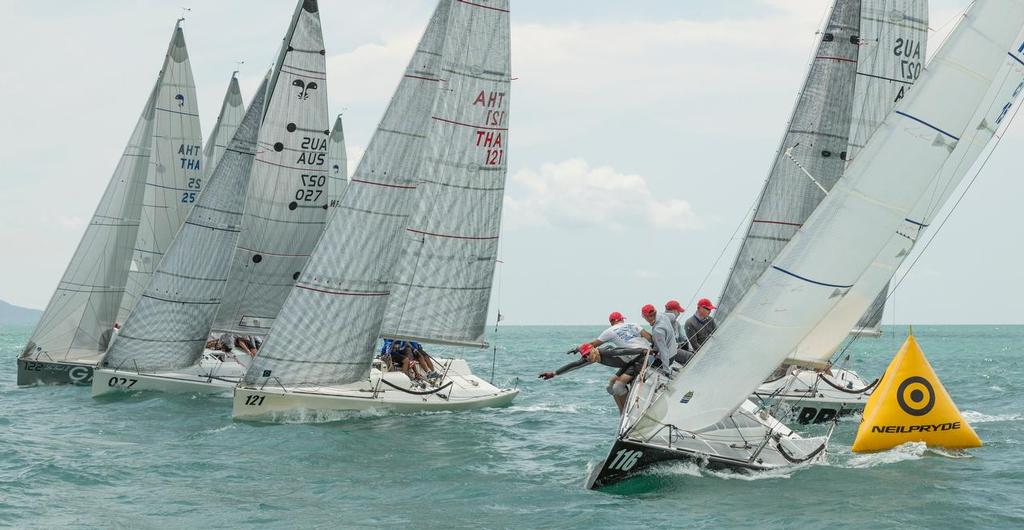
203 73 247 179
588 0 1024 488
17 21 201 386
714 0 928 423
232 0 517 421
93 0 331 397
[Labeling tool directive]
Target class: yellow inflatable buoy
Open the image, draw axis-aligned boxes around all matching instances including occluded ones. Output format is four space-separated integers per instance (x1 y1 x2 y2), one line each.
852 332 981 453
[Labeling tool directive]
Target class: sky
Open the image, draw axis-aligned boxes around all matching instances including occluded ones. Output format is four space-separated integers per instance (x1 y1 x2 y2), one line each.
0 0 1020 326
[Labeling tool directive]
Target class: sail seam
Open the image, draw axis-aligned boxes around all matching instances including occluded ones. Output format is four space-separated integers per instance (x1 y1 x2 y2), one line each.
894 111 960 140
296 285 389 297
772 266 853 289
432 116 507 131
455 0 509 13
406 228 498 240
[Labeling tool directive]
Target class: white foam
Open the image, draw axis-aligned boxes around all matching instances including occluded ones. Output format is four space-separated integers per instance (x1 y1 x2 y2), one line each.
847 441 927 468
508 403 581 414
961 410 1024 423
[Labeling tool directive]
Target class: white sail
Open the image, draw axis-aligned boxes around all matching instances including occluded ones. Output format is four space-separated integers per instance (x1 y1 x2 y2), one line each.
635 0 1024 434
791 41 1024 365
717 0 927 325
379 5 510 348
327 114 348 208
119 23 204 322
203 73 246 180
102 79 268 372
20 53 164 361
212 0 330 336
242 0 511 387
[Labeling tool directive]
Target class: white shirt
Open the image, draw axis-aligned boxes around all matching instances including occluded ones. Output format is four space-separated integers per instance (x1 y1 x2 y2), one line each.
598 322 650 349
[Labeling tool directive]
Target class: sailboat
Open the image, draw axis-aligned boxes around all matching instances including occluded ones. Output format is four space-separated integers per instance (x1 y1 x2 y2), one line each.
17 21 200 386
712 0 928 423
232 0 517 421
93 0 331 397
203 73 247 179
587 0 1024 489
327 114 348 208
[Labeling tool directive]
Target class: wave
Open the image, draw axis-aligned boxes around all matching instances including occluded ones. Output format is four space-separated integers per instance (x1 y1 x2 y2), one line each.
846 441 928 468
507 403 581 414
961 410 1024 423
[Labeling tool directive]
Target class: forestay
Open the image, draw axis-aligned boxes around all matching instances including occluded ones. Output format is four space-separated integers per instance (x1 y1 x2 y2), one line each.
119 23 203 323
327 114 348 208
20 32 172 362
635 0 1024 434
379 2 511 348
203 73 246 180
244 0 507 387
212 0 330 336
716 1 928 328
102 79 268 372
791 35 1024 364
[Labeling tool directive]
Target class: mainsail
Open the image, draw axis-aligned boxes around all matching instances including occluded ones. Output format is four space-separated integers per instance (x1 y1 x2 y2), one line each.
203 73 246 179
20 30 173 362
633 0 1024 434
212 0 330 336
102 79 268 372
243 0 510 387
119 23 204 323
716 1 928 332
327 114 348 208
791 38 1024 365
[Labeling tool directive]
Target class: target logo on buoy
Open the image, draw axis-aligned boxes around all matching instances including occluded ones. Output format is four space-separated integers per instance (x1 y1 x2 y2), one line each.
896 376 935 416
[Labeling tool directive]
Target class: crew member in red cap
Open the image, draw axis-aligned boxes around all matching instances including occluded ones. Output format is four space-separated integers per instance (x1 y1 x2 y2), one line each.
685 298 718 352
664 300 686 344
538 311 652 413
641 304 675 371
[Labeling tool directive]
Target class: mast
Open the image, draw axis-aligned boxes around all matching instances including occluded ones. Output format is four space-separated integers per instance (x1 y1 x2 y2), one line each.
211 0 330 336
203 73 246 179
20 28 172 361
102 78 269 372
119 21 204 322
327 114 348 208
242 0 512 388
632 0 1024 434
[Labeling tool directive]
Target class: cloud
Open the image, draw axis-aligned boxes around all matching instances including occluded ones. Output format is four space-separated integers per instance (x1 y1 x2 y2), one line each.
504 159 701 232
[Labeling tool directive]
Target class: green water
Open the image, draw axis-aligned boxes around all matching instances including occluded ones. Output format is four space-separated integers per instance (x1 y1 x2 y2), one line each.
1 325 1021 528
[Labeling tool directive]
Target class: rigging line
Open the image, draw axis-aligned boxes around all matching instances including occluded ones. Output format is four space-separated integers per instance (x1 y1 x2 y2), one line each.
829 91 1023 365
784 145 828 195
686 187 761 311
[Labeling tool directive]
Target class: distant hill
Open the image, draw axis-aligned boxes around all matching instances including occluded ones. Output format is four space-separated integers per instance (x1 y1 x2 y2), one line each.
0 300 42 326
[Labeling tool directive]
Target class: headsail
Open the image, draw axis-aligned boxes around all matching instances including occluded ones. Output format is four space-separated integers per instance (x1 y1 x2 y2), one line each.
212 0 330 336
379 2 511 348
634 0 1024 434
203 73 246 179
243 0 512 387
119 23 204 322
102 79 269 372
327 114 348 208
716 1 928 327
790 36 1024 365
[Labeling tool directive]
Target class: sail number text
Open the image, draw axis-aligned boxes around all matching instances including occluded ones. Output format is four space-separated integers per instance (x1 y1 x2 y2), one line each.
473 90 507 167
292 136 328 203
894 38 922 81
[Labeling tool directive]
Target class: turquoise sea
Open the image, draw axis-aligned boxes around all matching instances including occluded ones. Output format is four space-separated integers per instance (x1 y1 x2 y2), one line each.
1 324 1021 528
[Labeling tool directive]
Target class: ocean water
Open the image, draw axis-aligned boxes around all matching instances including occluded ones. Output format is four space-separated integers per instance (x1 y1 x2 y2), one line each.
1 324 1021 528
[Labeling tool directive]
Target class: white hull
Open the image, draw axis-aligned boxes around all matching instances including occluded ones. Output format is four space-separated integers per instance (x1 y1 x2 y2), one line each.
232 359 518 422
753 367 876 424
91 350 249 397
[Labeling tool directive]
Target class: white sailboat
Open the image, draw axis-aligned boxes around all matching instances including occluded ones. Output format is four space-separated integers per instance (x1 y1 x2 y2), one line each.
203 73 247 179
211 0 331 339
118 21 204 323
93 0 332 397
232 0 517 421
718 0 930 423
17 22 198 386
92 77 269 397
588 0 1024 489
327 114 348 208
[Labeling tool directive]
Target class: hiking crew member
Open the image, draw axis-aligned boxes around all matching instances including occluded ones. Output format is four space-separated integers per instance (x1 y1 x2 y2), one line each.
539 311 653 414
685 298 718 352
641 304 676 373
664 300 685 344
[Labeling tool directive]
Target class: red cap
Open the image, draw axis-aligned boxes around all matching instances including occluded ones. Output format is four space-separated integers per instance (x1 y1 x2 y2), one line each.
579 343 594 356
608 311 624 324
665 300 684 313
698 298 716 310
641 304 657 316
